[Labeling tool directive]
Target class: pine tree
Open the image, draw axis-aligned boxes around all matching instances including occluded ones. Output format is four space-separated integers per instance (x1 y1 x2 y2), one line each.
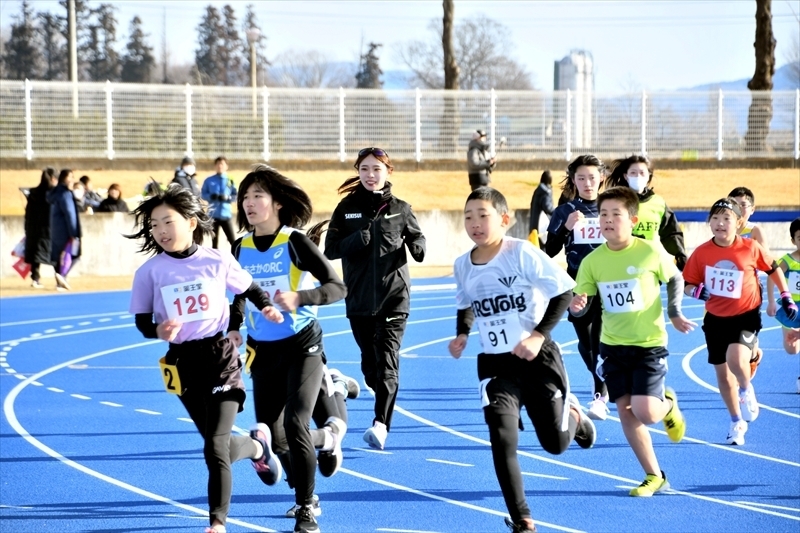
242 4 268 86
3 0 41 80
86 3 120 81
219 4 245 86
38 11 66 80
195 5 224 85
355 42 383 89
120 16 154 83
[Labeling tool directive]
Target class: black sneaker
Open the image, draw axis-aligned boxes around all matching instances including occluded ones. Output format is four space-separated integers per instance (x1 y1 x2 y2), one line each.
318 416 346 478
568 393 597 449
505 517 537 532
286 494 321 518
294 504 320 533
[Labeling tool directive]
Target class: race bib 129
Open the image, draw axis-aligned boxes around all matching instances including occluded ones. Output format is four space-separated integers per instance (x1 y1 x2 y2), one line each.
160 278 222 323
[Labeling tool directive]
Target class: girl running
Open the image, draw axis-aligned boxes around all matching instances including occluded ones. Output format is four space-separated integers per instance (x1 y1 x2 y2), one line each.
227 165 348 533
683 199 797 445
127 183 284 533
605 155 687 270
324 147 426 450
545 154 609 420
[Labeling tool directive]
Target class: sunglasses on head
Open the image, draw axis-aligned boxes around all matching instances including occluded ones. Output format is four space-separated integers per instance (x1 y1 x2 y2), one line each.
357 147 388 158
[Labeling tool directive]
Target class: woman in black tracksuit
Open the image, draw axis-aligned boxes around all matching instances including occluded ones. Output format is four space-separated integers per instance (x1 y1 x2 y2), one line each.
324 147 426 451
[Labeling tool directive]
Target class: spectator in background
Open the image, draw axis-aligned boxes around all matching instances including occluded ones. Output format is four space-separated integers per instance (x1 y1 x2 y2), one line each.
201 156 238 249
97 183 130 213
466 130 495 191
72 180 91 214
24 167 58 289
172 156 202 197
80 175 103 212
529 170 555 247
47 169 82 291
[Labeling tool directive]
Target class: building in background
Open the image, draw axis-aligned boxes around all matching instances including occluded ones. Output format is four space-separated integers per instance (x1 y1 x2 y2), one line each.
554 50 594 149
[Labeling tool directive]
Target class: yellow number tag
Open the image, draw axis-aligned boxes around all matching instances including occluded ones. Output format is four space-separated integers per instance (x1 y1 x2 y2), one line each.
245 344 256 374
159 356 184 395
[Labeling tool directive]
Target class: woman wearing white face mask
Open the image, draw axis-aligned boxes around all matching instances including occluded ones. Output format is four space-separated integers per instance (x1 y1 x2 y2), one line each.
607 155 687 270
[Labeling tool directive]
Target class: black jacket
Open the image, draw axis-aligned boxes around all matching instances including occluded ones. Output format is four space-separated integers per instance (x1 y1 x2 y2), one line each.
171 168 201 197
24 184 53 265
324 182 426 317
529 183 554 233
467 139 493 179
97 197 130 213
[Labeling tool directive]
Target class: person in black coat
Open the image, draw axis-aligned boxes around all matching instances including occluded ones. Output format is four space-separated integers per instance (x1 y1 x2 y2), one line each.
528 170 555 247
47 169 82 291
97 183 130 213
171 156 201 197
324 147 426 450
24 167 58 289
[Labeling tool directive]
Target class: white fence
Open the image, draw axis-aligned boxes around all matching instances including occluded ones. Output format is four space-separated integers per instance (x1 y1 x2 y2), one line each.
1 80 799 162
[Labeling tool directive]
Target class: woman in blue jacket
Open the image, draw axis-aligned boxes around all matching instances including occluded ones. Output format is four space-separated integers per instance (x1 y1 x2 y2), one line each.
46 169 81 291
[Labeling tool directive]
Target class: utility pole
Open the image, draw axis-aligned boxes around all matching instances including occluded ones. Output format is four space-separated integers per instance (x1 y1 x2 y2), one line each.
69 0 78 118
162 6 168 83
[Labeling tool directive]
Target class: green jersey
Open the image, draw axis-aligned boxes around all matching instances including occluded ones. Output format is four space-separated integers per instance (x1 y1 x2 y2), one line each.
633 194 666 241
575 238 678 347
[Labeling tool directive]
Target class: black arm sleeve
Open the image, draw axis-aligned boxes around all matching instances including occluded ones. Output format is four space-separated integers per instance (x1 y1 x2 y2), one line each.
659 207 687 270
135 313 158 339
456 307 475 337
569 294 594 317
289 232 348 306
534 290 571 338
228 282 274 332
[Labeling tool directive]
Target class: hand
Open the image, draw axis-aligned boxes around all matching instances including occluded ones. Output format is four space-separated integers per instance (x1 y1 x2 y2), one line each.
570 293 587 314
156 319 182 342
261 305 284 324
565 210 584 231
273 289 300 312
780 292 799 322
691 283 710 301
448 334 468 359
226 330 243 348
766 298 778 317
670 315 697 334
512 331 545 361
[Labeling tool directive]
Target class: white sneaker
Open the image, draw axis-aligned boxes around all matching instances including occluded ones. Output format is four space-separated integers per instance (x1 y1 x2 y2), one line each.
54 273 71 291
567 393 597 449
739 386 759 422
726 420 748 445
587 393 610 421
363 421 387 450
317 416 346 477
31 280 45 289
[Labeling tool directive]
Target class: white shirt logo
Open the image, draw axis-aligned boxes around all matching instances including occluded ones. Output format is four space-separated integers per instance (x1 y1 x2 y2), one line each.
273 248 284 259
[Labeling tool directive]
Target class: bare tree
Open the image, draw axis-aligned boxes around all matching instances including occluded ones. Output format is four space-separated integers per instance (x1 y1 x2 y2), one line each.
396 14 534 90
443 0 459 90
268 49 355 88
744 0 776 152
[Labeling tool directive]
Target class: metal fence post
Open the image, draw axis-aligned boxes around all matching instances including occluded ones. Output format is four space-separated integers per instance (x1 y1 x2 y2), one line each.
105 80 114 160
641 90 647 156
795 88 799 160
490 88 497 156
415 88 422 163
262 86 270 161
565 89 572 161
716 89 724 161
338 87 346 163
24 79 33 161
184 83 193 158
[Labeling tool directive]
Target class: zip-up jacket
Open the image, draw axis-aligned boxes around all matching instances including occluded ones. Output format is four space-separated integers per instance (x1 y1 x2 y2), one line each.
635 189 687 270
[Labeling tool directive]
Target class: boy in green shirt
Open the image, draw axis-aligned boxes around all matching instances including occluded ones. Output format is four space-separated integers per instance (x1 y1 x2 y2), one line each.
570 186 695 497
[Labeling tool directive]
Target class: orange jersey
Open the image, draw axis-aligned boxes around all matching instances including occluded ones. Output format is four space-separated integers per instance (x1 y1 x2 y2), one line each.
683 236 773 317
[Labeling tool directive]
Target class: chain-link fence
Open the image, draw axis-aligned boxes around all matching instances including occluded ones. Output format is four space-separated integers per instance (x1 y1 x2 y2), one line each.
1 80 798 161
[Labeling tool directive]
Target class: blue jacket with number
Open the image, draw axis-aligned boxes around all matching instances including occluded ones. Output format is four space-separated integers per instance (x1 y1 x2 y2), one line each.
201 174 237 220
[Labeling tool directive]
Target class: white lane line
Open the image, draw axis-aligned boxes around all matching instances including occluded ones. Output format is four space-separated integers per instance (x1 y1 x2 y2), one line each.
3 342 275 533
14 374 25 380
47 387 64 393
45 329 58 334
98 318 112 322
352 446 392 455
30 381 42 386
71 394 91 400
0 311 129 327
100 401 123 407
734 501 800 513
0 362 9 368
522 472 569 480
177 417 194 423
2 346 12 351
681 326 800 420
135 409 161 415
0 324 134 346
342 467 585 533
60 325 74 330
78 321 92 326
426 458 473 467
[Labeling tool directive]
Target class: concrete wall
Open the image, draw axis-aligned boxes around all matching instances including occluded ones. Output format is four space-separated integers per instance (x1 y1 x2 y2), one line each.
1 211 795 279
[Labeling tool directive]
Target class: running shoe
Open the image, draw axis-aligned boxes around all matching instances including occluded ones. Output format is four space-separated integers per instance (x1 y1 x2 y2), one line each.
504 516 537 532
587 393 610 421
363 421 387 450
31 280 44 289
726 420 748 445
567 393 597 449
749 348 762 379
662 387 686 443
294 503 320 533
739 386 759 422
318 416 346 477
250 423 282 486
329 368 360 399
629 470 670 497
286 495 321 518
54 273 71 291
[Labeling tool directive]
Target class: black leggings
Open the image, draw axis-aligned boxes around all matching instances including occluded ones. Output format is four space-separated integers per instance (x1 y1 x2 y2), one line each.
569 295 607 397
211 218 236 249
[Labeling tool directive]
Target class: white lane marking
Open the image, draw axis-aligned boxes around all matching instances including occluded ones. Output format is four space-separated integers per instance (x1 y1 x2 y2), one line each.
60 325 74 330
0 504 34 509
70 394 91 400
522 472 569 480
47 387 64 393
1 347 11 351
0 311 129 327
352 446 392 455
2 342 275 533
681 326 800 420
177 417 194 423
98 318 112 323
341 467 585 533
100 401 123 407
30 381 42 386
135 409 161 415
426 458 473 467
78 321 92 326
0 363 9 368
734 501 800 513
0 324 134 346
13 374 25 380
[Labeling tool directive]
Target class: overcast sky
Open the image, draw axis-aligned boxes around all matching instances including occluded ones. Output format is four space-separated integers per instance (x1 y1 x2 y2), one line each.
2 0 798 92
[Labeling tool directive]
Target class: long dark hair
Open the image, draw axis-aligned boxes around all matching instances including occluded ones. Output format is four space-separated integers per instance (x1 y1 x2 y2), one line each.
36 167 57 190
57 168 73 185
559 154 605 201
125 181 213 255
337 148 394 196
607 154 654 189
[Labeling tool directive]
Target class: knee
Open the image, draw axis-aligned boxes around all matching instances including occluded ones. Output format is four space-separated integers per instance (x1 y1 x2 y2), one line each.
283 411 309 441
540 434 570 455
205 433 230 464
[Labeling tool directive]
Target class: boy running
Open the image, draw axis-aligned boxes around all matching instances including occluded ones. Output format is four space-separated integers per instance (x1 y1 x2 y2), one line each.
570 186 693 497
449 187 596 533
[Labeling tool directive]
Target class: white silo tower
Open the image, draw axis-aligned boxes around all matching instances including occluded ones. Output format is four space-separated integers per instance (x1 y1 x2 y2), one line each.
554 50 594 149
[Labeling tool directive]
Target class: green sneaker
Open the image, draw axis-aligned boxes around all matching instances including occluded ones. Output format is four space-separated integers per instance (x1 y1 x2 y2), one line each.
629 470 670 497
663 387 686 443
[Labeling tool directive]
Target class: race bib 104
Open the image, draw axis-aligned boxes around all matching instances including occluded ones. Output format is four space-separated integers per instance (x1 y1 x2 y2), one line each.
160 278 222 323
598 278 644 313
477 313 527 354
704 266 743 299
573 218 605 245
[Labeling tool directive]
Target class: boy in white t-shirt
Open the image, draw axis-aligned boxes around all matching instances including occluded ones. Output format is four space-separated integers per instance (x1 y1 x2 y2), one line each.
448 187 597 533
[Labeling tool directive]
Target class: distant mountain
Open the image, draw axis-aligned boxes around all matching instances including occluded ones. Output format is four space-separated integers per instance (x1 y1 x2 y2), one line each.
682 63 799 91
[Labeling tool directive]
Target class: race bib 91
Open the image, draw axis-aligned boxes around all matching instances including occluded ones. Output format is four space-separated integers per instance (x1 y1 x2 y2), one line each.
573 218 605 244
477 313 527 354
598 278 644 313
704 266 743 299
160 278 222 323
